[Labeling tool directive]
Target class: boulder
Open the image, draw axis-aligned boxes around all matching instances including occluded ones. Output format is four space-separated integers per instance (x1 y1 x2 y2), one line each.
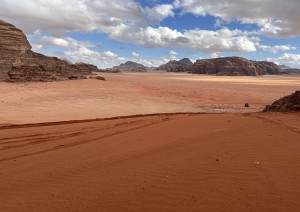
93 76 106 81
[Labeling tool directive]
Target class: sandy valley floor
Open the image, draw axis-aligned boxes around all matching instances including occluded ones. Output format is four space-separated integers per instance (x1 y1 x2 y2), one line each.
0 72 299 124
0 72 300 211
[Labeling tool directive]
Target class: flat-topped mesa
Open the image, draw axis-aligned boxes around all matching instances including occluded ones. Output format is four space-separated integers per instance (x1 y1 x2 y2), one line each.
191 57 280 76
0 20 97 82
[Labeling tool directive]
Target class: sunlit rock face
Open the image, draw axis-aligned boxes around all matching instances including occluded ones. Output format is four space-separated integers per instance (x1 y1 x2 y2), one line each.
0 20 94 82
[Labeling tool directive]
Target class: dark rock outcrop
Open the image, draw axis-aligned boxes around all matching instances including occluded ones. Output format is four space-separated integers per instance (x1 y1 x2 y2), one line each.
0 20 97 82
191 57 280 76
264 91 300 112
74 62 99 74
112 61 147 72
156 58 193 72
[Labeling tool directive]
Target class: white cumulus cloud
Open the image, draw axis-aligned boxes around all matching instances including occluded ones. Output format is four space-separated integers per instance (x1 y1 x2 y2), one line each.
267 53 300 68
258 44 297 53
178 0 300 37
132 52 139 57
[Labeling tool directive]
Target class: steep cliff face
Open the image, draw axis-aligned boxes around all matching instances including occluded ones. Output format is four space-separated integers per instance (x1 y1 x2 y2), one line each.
0 20 32 80
0 20 96 82
156 58 193 72
191 57 280 76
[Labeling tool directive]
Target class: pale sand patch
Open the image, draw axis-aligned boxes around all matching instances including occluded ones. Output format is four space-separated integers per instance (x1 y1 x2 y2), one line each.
0 72 299 124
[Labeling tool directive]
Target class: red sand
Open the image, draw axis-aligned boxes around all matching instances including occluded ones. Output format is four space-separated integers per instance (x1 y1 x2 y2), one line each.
0 72 299 124
1 72 300 211
0 112 300 211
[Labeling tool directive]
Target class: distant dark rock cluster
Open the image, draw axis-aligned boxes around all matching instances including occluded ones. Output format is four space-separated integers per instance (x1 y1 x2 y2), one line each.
0 20 101 82
190 57 280 76
155 57 281 76
112 61 147 72
264 91 300 112
156 58 193 72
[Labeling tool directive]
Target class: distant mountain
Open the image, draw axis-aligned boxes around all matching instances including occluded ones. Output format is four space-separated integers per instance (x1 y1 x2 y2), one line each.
156 58 193 72
278 65 291 70
191 57 280 76
278 65 300 74
285 68 300 73
112 61 147 72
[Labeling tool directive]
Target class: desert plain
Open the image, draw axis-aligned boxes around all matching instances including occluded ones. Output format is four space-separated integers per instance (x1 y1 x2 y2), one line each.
0 72 300 211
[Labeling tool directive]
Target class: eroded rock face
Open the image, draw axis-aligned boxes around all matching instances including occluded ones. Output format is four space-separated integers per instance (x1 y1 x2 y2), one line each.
191 57 280 76
0 20 32 80
156 58 193 72
264 91 300 112
0 20 96 82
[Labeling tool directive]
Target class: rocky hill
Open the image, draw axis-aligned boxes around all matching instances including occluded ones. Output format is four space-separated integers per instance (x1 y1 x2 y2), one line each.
191 57 280 76
278 65 300 74
0 20 97 82
156 58 193 72
264 91 300 112
112 61 147 72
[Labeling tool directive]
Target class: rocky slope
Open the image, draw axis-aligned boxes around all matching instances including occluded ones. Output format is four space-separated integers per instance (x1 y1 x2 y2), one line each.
0 20 97 82
264 91 300 112
191 57 280 76
112 61 147 72
278 65 300 74
156 58 193 72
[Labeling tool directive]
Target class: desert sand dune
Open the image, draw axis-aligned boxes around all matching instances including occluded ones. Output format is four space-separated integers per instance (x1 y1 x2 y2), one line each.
1 73 300 211
0 113 300 211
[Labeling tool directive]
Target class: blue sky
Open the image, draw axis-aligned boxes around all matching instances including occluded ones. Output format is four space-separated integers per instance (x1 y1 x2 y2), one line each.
1 0 300 68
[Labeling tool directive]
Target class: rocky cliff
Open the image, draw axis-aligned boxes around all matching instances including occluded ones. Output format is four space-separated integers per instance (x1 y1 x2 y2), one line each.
112 61 147 72
191 57 280 76
0 20 32 80
264 91 300 112
0 20 96 82
156 58 193 72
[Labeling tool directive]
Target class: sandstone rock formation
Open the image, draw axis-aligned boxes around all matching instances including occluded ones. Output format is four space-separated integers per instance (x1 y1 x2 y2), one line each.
264 91 300 112
0 20 32 80
156 58 193 72
73 62 99 74
191 57 280 76
0 20 97 82
112 61 147 72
